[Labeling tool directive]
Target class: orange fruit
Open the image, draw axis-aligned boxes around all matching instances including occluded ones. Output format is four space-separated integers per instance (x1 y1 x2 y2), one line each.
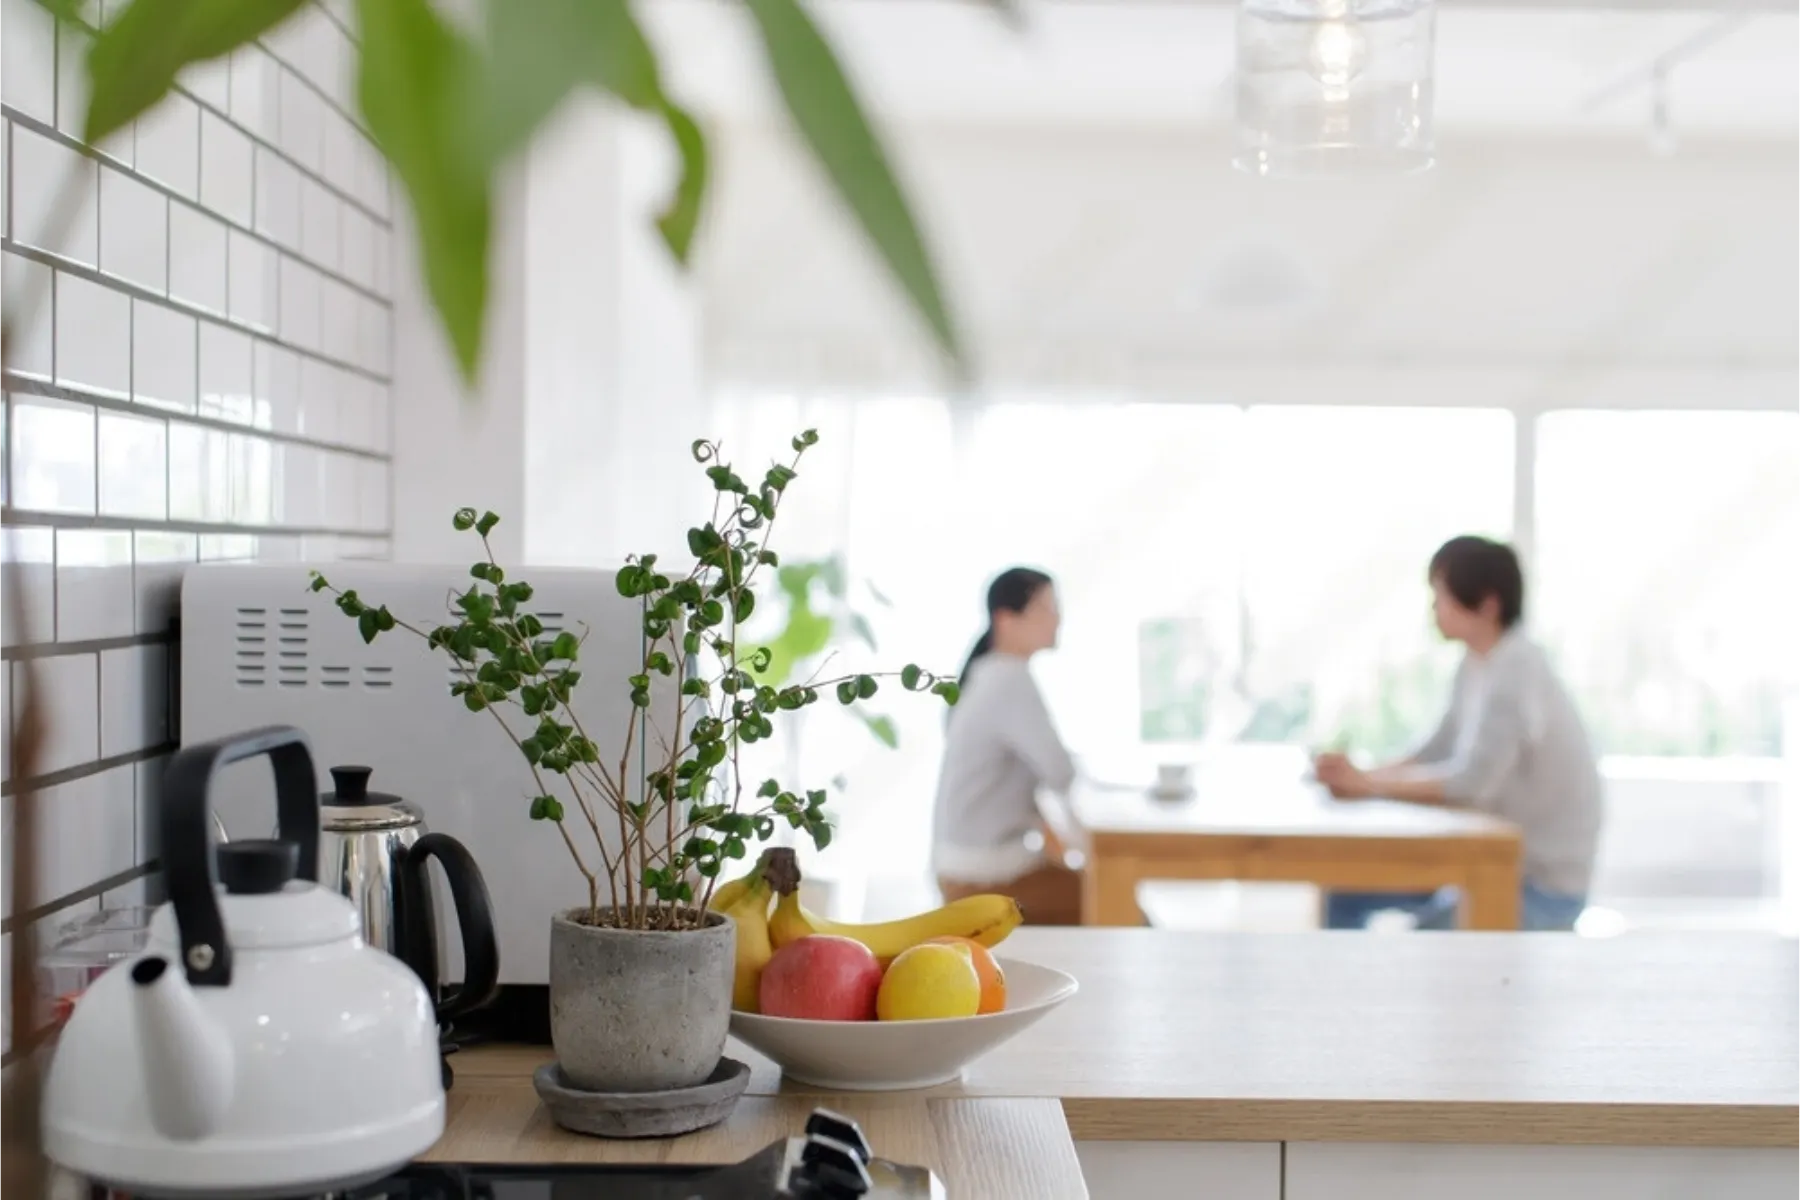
926 935 1006 1014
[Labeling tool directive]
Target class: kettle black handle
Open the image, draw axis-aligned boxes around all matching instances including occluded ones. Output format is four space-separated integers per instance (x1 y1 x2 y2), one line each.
400 832 500 1022
161 726 320 987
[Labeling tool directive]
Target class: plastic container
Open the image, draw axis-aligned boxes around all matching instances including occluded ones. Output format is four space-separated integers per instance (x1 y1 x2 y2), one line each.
38 906 157 1027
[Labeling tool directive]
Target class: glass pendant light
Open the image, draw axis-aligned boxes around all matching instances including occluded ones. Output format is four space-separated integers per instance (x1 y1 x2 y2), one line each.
1235 0 1437 178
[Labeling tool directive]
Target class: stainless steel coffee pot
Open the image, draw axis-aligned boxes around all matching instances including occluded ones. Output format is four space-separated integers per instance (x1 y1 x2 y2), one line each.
317 765 499 1028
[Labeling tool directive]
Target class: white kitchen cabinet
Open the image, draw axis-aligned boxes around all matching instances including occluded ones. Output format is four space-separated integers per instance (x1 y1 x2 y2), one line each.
1284 1142 1800 1200
1075 1141 1279 1200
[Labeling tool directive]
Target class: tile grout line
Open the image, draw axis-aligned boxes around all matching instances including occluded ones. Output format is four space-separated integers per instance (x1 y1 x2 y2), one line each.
4 106 394 308
1 506 392 540
5 375 392 463
91 646 102 773
92 147 105 514
13 12 390 229
2 239 394 387
1 631 176 664
7 4 396 968
0 859 160 934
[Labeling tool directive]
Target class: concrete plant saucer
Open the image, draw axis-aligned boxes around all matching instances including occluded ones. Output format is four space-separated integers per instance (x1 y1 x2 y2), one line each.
532 1057 752 1139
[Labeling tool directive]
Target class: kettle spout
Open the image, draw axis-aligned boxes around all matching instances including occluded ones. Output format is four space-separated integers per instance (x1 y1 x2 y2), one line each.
129 956 235 1140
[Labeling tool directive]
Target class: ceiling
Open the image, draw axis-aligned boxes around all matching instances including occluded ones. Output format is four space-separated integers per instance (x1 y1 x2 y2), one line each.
625 0 1798 397
688 124 1796 398
647 0 1800 136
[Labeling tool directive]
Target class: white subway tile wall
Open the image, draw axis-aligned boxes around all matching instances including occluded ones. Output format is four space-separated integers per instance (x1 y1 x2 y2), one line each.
2 0 393 1058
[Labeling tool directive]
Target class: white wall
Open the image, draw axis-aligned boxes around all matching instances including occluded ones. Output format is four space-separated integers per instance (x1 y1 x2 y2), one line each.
2 0 395 1053
393 99 711 570
390 165 529 565
517 99 624 568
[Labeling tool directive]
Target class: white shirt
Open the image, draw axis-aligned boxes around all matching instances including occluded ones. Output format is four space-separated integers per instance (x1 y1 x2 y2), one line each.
930 654 1076 886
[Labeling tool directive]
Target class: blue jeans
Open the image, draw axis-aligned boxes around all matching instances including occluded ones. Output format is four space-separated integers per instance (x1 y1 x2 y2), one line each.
1324 882 1586 932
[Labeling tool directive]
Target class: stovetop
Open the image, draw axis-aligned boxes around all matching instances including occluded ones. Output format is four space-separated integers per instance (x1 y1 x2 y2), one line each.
89 1109 942 1200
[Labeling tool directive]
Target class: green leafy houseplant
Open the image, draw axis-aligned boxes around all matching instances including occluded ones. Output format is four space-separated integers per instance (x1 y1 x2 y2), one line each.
6 0 1002 1170
40 0 982 381
306 431 958 932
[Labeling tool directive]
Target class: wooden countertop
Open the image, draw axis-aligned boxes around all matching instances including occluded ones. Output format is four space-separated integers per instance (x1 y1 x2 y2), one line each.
988 928 1798 1146
452 928 1798 1150
425 1070 1088 1198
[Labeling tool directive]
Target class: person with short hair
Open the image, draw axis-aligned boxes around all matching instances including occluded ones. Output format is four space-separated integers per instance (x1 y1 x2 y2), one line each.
931 567 1083 925
1312 535 1603 932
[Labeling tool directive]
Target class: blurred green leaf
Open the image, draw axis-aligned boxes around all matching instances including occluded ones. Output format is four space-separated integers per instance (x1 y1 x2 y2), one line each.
356 0 489 380
860 712 898 749
486 0 708 263
81 0 309 145
653 99 708 261
846 611 878 652
982 0 1027 31
743 0 963 370
775 560 820 601
33 0 86 22
755 606 833 689
485 0 655 150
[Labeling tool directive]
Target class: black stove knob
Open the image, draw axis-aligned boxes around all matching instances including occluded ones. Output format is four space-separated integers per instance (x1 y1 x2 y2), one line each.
803 1109 873 1163
786 1133 873 1198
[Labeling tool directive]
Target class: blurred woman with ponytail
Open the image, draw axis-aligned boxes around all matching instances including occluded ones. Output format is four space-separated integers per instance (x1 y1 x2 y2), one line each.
930 567 1083 924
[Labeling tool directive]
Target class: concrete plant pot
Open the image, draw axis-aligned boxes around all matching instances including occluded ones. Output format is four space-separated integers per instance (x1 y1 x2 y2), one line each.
548 908 736 1097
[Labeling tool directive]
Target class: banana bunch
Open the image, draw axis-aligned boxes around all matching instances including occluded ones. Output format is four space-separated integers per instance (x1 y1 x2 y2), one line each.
709 848 1024 1011
710 862 777 1012
768 889 1021 965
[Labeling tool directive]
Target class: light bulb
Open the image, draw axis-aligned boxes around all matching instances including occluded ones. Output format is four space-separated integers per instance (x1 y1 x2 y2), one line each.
1306 19 1368 99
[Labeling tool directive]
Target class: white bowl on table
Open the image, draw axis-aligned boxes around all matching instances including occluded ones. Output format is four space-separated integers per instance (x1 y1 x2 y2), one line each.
728 958 1078 1091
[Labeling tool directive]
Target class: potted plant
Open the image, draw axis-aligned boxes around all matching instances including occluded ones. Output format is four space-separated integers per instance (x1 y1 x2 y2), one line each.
305 430 957 1114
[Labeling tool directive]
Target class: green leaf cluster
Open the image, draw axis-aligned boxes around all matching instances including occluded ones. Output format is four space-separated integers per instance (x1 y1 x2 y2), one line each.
57 0 977 384
308 431 957 930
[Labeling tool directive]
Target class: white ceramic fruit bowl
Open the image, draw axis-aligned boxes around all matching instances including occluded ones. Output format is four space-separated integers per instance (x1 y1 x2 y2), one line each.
727 957 1077 1091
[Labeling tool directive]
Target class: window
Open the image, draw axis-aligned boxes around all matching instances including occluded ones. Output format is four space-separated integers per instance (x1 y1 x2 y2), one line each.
1106 405 1517 762
959 401 1247 757
711 397 1521 861
1228 406 1516 760
1534 410 1799 758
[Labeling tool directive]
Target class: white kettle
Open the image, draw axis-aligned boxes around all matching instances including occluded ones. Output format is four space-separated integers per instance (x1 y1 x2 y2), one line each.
42 726 446 1197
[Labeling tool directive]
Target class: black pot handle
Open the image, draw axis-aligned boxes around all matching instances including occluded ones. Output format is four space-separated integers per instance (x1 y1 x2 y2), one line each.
401 832 500 1022
160 726 320 987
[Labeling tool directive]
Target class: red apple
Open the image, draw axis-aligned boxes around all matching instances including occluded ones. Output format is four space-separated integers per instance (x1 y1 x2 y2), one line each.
758 935 883 1021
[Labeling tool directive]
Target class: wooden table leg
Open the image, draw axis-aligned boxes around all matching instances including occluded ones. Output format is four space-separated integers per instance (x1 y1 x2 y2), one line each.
1462 861 1522 930
1082 855 1146 926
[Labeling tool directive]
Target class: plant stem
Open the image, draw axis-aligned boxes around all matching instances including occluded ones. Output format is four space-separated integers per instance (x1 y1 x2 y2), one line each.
692 446 805 915
3 151 95 1200
474 536 628 903
663 629 694 925
312 579 609 898
550 698 630 900
551 816 599 913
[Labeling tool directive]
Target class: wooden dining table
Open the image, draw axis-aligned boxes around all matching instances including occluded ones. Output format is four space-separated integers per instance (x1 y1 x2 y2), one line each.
1047 748 1525 930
